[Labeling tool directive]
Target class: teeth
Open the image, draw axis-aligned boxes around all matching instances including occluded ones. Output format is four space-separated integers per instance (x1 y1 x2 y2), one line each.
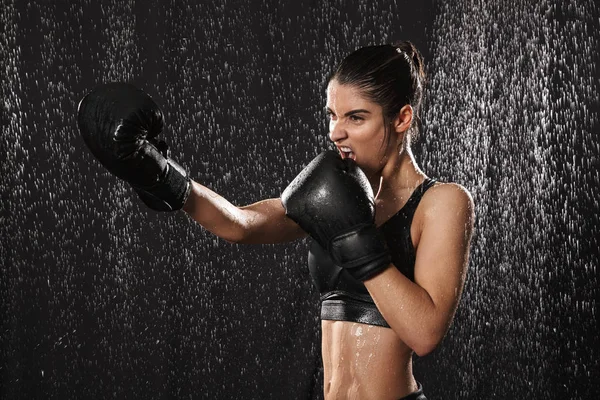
338 147 355 161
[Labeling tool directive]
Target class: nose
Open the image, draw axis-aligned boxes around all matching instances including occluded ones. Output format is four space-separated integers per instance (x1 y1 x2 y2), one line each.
328 119 347 143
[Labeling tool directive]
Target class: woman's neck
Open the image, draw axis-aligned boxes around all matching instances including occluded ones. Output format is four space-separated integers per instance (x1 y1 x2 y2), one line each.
371 146 426 201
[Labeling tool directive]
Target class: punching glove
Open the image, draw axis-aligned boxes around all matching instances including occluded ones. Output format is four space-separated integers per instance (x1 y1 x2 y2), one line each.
77 82 191 211
281 151 391 281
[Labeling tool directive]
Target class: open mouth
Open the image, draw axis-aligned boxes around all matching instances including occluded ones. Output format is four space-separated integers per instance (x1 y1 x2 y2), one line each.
338 146 356 161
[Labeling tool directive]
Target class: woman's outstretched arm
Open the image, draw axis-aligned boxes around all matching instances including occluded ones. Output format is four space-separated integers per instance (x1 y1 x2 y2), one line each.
183 180 307 244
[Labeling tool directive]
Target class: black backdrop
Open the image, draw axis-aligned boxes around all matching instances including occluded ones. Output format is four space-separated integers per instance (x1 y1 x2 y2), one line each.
1 0 598 399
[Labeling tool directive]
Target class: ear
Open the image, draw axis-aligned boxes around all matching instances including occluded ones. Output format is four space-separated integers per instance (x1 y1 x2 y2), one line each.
393 105 413 134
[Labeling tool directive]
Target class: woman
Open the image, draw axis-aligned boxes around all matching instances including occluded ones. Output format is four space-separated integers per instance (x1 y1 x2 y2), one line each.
78 41 474 400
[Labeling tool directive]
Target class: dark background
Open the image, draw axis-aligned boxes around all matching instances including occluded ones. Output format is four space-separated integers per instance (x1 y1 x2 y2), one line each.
1 0 598 399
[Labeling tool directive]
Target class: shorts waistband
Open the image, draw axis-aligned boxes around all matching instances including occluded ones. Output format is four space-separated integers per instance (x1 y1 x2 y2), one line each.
399 382 426 400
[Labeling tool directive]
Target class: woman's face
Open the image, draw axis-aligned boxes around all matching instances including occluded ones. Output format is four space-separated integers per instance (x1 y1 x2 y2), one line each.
326 79 398 177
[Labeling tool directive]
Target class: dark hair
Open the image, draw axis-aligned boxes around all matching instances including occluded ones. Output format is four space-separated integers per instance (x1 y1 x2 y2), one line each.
329 41 426 148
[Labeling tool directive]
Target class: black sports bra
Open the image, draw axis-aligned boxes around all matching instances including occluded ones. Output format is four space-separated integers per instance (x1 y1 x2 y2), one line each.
307 178 437 328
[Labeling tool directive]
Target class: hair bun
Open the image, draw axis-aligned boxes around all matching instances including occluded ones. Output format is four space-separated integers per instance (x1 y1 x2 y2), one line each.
393 41 425 82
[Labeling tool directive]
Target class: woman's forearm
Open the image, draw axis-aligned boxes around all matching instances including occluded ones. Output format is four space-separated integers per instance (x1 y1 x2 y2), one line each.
182 180 306 244
364 266 452 357
182 180 249 242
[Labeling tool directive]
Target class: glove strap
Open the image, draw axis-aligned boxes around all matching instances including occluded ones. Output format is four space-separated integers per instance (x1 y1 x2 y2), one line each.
329 224 392 281
133 159 191 211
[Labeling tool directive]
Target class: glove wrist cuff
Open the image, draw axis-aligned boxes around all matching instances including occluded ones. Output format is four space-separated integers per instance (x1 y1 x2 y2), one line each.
133 159 191 211
329 224 391 281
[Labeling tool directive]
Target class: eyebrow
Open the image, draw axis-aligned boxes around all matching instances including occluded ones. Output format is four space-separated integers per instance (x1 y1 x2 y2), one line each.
325 107 372 116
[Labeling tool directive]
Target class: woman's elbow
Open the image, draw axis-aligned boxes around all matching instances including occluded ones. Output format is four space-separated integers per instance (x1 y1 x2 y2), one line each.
413 340 439 357
197 222 250 244
411 330 445 357
222 227 250 244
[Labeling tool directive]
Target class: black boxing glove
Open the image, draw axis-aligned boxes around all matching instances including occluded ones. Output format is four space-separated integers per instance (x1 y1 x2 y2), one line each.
77 82 191 211
281 151 391 281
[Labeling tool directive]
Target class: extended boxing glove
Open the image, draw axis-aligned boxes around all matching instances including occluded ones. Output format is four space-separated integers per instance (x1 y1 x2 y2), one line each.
77 82 191 211
281 151 391 281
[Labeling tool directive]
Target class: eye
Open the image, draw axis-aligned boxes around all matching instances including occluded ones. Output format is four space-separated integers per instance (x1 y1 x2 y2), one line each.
349 115 363 122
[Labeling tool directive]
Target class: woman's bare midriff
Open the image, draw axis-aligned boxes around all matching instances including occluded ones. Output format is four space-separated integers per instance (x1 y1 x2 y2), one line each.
321 320 418 400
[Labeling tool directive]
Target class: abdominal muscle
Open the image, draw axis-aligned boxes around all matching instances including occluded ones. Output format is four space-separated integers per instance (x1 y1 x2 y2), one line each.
321 320 417 400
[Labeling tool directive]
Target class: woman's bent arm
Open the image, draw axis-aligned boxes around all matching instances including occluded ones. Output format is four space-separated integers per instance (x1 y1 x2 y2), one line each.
364 183 475 356
182 180 307 244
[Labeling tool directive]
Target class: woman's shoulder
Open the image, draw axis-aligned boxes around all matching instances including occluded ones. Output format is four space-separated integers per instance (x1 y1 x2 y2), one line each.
421 180 474 217
428 180 473 199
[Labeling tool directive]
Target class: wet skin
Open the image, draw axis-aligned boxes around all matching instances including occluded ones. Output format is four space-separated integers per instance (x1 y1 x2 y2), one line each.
320 181 427 400
321 320 417 399
321 81 473 399
184 81 474 400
